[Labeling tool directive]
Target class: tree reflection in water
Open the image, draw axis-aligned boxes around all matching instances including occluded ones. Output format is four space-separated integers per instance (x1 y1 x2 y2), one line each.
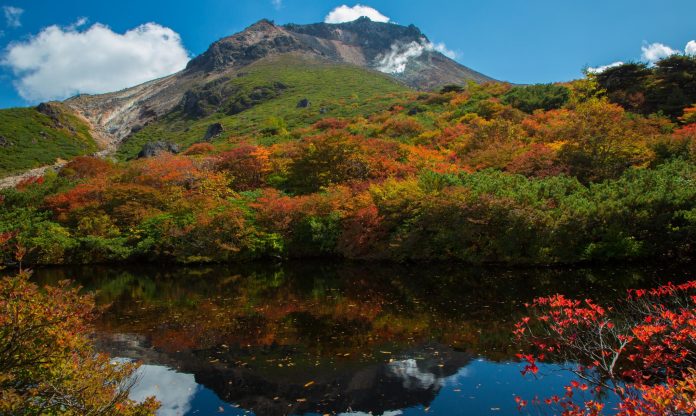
33 262 690 416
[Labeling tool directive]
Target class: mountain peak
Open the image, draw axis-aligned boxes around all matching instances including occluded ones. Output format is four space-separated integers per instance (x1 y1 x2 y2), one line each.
248 18 276 29
185 20 304 73
185 18 492 88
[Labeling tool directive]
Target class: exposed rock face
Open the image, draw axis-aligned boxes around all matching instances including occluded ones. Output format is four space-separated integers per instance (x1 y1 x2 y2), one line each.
65 18 495 151
203 123 224 141
285 17 425 64
36 102 62 118
180 78 287 119
36 102 67 129
283 17 494 87
186 20 308 73
137 141 180 159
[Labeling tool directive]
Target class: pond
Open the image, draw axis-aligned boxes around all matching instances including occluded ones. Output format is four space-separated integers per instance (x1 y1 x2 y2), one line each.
32 262 692 416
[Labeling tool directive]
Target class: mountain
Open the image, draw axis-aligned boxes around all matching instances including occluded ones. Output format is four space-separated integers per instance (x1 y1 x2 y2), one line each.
0 18 495 173
65 18 494 155
187 18 493 88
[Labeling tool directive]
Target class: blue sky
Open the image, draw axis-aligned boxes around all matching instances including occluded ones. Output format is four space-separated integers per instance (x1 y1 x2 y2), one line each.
0 0 694 108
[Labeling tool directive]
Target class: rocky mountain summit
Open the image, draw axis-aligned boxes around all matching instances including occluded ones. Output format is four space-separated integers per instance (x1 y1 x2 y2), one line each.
188 18 493 88
63 18 494 150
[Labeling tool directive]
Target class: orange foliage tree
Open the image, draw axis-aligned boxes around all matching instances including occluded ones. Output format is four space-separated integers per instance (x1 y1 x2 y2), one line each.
0 272 159 414
215 144 271 191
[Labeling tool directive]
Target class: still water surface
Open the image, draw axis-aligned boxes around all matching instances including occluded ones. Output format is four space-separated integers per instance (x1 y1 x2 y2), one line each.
33 262 691 416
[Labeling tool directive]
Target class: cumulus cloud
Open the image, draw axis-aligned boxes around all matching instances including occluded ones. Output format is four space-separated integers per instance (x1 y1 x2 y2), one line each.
376 38 456 74
641 42 679 63
686 40 696 56
272 0 282 9
388 359 440 390
325 4 390 24
3 22 190 102
586 61 625 74
3 6 23 28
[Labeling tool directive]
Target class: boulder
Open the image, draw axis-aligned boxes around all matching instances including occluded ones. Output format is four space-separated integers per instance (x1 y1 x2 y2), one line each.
297 98 311 108
203 123 224 141
137 141 180 159
0 136 9 147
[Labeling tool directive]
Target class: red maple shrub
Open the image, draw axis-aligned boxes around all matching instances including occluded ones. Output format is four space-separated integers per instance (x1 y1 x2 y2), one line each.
514 281 696 415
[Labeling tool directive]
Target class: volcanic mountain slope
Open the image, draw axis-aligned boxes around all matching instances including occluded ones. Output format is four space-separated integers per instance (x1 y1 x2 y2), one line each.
0 18 496 172
64 18 494 156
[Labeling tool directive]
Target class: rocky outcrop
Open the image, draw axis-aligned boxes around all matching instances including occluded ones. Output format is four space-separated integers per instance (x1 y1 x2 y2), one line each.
186 20 308 73
203 123 224 141
180 78 287 119
36 102 62 119
137 141 180 159
296 98 311 108
285 17 425 63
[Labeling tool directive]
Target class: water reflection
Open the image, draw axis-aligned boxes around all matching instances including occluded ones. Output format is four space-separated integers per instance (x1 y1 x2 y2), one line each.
33 262 689 415
130 365 199 416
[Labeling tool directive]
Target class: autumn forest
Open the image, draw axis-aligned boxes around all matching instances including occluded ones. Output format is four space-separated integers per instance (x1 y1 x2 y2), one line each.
3 56 696 267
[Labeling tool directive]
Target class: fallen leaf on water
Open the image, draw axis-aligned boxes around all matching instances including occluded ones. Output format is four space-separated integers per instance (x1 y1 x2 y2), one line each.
304 381 315 388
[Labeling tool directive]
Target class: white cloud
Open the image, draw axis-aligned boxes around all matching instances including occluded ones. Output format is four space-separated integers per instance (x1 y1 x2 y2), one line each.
272 0 282 9
324 4 390 24
686 40 696 56
388 359 440 389
69 17 89 29
3 22 190 102
376 38 456 74
129 365 199 416
641 42 679 63
3 6 23 28
430 41 457 59
587 61 624 74
377 41 426 73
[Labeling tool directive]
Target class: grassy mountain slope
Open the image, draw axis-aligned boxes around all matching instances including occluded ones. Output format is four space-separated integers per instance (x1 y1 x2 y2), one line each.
116 54 409 159
0 103 98 176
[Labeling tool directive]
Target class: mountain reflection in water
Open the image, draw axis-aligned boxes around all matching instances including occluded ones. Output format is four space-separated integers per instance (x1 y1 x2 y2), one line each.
33 262 689 415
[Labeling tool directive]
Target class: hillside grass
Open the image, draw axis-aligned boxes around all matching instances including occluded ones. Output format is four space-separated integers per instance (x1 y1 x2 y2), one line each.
117 54 410 159
0 105 98 177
